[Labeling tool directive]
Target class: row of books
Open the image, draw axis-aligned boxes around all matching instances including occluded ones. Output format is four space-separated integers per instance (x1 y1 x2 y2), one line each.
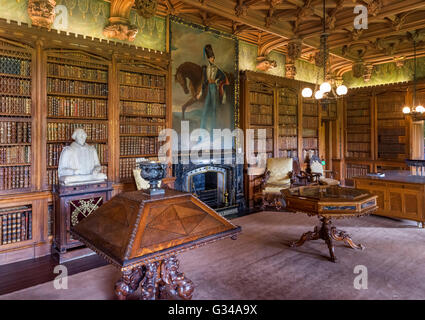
377 104 405 114
119 157 149 180
347 101 369 110
251 138 273 152
279 95 297 106
347 109 370 117
279 149 297 159
120 124 165 135
0 78 31 95
378 127 405 136
0 96 31 115
120 72 165 88
47 78 108 96
302 149 318 159
378 144 405 153
48 96 107 118
47 143 108 166
0 208 32 245
250 114 273 126
347 133 371 143
0 57 31 76
347 117 370 125
0 166 30 190
279 105 297 115
250 105 272 115
303 102 318 116
303 138 318 149
279 115 297 125
0 121 31 144
278 136 297 150
346 165 369 179
250 128 273 139
378 112 406 120
120 117 165 126
347 143 370 152
303 128 317 138
346 151 370 159
47 122 107 141
378 119 406 127
279 126 297 136
120 86 165 103
120 137 160 156
302 116 318 129
0 145 31 164
120 102 166 116
48 63 107 82
249 91 273 105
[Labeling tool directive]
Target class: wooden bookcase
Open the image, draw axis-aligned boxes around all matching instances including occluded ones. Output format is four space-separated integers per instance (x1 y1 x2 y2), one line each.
45 50 110 189
240 71 318 207
302 98 319 159
342 84 413 186
117 60 168 183
0 20 171 265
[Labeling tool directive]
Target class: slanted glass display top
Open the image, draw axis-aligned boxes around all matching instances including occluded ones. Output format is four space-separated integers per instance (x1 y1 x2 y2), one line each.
287 186 368 201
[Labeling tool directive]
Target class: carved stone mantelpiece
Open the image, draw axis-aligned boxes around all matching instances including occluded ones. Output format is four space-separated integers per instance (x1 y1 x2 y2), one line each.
27 0 56 29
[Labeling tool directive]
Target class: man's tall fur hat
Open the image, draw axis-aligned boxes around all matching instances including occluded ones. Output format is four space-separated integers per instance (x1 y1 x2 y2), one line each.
204 44 215 59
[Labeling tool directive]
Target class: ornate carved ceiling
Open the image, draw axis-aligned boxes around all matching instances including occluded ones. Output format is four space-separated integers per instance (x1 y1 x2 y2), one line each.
152 0 425 80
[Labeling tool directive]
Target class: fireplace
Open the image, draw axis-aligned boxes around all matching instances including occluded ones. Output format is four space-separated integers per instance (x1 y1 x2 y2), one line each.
173 150 245 216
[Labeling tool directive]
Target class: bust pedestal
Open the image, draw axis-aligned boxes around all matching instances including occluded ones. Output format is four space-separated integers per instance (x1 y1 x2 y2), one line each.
53 181 113 263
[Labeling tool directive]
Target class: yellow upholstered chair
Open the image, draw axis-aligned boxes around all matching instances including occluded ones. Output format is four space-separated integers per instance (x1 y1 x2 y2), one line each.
308 156 339 186
260 157 295 210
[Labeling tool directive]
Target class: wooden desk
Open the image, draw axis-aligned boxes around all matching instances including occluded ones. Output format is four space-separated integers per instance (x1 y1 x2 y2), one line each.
354 171 425 227
282 186 377 262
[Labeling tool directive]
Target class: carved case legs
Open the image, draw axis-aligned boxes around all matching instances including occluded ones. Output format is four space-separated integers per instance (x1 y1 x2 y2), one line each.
290 217 364 262
114 255 194 300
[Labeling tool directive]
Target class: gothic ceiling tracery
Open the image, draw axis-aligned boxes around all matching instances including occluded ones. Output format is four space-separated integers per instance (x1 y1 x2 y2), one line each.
152 0 425 79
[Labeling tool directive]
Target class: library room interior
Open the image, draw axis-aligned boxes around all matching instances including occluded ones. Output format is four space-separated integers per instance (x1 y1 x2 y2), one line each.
1 0 425 302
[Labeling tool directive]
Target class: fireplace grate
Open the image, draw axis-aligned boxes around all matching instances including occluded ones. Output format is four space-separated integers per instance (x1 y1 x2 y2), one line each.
198 189 218 208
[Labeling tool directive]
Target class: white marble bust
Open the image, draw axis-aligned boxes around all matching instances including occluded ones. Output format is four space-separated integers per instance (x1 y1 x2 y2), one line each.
58 128 107 185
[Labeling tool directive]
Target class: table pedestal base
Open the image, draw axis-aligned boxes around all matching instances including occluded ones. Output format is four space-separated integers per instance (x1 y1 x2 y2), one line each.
290 217 364 262
114 255 194 300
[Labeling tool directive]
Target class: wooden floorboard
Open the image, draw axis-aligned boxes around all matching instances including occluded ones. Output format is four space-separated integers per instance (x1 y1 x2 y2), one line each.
0 253 107 296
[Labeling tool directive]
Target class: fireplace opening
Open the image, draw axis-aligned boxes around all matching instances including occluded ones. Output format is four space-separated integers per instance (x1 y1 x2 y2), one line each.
186 167 227 209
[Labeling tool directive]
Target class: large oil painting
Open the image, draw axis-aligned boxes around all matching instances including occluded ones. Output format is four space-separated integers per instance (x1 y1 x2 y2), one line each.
171 18 238 150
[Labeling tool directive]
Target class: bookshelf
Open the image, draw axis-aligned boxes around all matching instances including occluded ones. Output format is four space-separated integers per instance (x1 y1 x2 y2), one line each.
0 38 33 194
346 96 372 160
377 92 408 160
240 71 304 207
0 20 172 264
45 51 109 189
278 87 298 158
0 205 32 246
302 99 319 159
117 63 168 182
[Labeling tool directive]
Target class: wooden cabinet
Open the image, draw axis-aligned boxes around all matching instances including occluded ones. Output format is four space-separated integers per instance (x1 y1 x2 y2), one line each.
354 176 425 225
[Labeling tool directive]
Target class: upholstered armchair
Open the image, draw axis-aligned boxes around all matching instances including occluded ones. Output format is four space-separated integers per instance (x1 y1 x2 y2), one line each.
306 155 340 186
260 157 295 210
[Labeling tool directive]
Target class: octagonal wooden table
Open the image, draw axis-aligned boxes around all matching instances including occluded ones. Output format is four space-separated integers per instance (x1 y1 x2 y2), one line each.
281 185 378 262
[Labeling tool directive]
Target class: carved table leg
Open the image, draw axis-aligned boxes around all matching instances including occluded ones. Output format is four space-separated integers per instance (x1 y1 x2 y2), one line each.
115 267 144 300
289 226 320 247
320 218 337 263
158 255 194 300
330 227 365 250
140 261 159 300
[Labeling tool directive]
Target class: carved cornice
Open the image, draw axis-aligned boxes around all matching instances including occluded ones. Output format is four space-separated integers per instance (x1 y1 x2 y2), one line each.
104 0 138 42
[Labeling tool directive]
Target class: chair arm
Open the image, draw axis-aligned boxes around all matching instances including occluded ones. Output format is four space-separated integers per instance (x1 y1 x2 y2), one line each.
260 170 271 190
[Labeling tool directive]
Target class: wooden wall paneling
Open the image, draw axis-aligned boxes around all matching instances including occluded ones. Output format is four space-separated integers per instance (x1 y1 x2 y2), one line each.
297 90 303 163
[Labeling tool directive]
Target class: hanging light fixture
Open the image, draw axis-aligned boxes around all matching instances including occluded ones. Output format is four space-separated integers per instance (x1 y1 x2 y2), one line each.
402 38 424 117
302 0 348 100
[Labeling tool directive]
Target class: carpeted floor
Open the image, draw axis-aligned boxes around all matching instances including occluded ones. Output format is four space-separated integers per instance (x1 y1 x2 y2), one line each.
1 211 425 300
